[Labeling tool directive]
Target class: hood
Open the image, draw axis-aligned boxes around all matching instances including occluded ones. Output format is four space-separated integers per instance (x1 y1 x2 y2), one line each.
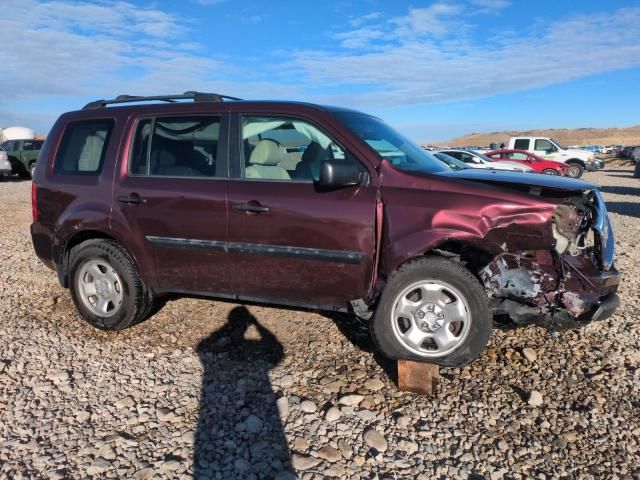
436 168 596 193
561 148 592 159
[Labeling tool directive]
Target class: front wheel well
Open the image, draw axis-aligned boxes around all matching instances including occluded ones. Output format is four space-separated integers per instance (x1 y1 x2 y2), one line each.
428 240 494 273
566 158 585 167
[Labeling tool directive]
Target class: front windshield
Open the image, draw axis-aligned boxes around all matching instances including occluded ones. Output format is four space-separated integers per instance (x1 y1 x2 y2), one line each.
473 151 495 163
550 138 566 149
333 111 447 174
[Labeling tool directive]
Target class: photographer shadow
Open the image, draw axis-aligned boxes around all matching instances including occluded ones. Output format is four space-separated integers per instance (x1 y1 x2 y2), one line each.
193 306 292 479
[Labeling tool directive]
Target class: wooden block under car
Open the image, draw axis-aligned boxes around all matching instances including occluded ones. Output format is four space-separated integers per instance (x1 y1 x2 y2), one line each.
397 359 439 395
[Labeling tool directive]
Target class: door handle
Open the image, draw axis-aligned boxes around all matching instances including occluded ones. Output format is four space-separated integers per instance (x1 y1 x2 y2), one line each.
232 202 269 213
117 193 146 205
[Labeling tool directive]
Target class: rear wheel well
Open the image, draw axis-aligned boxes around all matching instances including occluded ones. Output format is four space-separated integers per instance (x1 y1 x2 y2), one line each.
60 230 116 287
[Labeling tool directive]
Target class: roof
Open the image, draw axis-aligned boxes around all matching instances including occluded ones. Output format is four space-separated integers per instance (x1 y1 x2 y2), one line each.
79 91 368 117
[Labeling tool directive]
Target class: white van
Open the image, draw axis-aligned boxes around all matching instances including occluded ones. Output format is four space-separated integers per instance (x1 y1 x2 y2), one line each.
507 137 604 178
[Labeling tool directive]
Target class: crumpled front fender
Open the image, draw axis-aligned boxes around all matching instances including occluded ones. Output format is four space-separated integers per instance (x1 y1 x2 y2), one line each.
381 200 556 277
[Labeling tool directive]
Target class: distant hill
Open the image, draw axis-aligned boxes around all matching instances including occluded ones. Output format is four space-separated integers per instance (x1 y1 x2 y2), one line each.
431 125 640 148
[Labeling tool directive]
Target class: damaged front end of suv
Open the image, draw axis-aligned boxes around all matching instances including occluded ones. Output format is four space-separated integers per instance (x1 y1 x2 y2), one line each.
477 181 619 329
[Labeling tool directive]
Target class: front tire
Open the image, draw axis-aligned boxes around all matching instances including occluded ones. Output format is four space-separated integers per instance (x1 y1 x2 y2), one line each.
29 162 36 179
542 168 559 175
566 162 584 178
69 239 154 330
371 256 491 367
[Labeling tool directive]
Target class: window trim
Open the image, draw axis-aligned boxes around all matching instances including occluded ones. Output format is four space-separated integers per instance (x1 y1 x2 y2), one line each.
234 112 364 184
53 118 115 176
126 113 227 180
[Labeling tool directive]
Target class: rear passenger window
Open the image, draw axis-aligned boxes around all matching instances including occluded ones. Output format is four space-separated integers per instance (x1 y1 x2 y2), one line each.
130 116 221 177
513 139 529 150
55 119 113 174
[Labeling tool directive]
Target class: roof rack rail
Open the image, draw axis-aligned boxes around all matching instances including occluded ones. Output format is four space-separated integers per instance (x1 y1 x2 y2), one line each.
82 91 242 109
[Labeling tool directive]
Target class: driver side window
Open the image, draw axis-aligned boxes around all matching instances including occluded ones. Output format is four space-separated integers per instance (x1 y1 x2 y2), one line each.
241 116 355 182
534 139 553 151
459 152 478 163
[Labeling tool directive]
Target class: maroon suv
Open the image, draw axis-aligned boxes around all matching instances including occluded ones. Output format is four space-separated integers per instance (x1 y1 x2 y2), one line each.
30 92 620 367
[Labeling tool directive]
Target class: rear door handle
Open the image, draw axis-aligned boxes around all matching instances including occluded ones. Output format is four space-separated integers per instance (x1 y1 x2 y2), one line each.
232 202 269 213
117 193 146 205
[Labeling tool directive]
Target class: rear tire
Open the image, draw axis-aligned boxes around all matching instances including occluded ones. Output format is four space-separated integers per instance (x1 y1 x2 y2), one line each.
371 256 491 367
542 168 558 175
29 162 36 179
69 239 154 330
634 161 640 178
566 162 584 178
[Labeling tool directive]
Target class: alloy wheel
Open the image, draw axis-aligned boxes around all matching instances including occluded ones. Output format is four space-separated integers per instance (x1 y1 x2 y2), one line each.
391 280 471 358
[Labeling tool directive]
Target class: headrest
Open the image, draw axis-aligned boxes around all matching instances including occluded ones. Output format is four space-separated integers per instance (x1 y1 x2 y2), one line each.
156 149 176 167
249 140 283 166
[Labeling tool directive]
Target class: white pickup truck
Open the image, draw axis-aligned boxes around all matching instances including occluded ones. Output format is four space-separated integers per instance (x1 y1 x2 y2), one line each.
507 137 604 178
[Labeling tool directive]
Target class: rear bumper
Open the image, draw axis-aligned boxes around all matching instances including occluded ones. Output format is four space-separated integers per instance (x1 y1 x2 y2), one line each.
30 222 55 270
0 158 11 174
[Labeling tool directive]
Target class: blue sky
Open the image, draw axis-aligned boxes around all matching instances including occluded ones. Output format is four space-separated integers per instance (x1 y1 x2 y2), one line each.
1 0 640 142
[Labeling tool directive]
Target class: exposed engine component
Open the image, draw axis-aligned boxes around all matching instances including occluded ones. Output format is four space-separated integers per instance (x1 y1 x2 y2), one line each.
551 197 591 256
481 189 618 329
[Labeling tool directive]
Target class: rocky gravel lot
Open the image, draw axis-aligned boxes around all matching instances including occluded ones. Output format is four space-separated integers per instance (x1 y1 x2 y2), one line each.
0 167 639 479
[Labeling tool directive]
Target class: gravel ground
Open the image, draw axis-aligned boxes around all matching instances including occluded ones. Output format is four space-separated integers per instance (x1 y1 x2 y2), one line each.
0 167 638 479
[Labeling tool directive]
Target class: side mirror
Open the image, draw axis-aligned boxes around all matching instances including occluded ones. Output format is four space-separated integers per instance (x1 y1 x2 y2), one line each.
318 160 363 187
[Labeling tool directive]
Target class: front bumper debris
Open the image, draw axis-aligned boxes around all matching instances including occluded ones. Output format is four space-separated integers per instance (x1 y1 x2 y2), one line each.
481 251 620 330
586 159 605 171
590 292 620 322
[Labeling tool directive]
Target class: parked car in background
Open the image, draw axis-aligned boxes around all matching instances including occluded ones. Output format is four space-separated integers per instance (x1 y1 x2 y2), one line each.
633 147 640 178
602 145 622 155
433 152 469 170
485 149 569 175
0 139 43 178
30 91 620 368
438 149 535 173
0 148 11 179
618 146 636 159
581 145 604 153
507 137 603 178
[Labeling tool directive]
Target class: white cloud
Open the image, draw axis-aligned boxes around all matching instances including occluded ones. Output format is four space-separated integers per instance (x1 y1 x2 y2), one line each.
469 0 510 9
334 27 386 49
1 0 640 134
349 12 382 27
0 0 221 103
287 5 640 108
193 0 227 4
391 3 464 38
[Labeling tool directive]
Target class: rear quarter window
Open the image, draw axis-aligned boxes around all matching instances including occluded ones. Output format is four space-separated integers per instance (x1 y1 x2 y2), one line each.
54 119 114 174
513 139 530 150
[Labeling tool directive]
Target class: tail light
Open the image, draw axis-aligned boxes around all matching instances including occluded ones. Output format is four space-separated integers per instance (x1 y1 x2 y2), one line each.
32 182 38 223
